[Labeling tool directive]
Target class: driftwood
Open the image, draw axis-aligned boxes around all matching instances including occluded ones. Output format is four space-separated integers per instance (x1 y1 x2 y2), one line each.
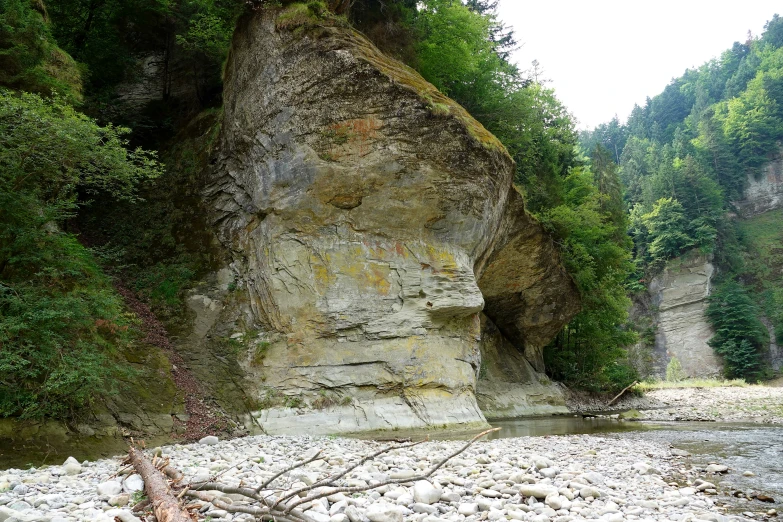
127 447 192 522
127 427 500 522
607 380 638 407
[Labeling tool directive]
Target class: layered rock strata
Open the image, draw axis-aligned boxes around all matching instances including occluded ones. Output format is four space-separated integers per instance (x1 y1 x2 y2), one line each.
205 7 579 434
649 252 722 378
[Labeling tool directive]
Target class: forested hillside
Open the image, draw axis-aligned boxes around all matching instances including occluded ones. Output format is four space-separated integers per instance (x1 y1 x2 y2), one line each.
1 0 630 424
582 14 783 382
8 0 781 428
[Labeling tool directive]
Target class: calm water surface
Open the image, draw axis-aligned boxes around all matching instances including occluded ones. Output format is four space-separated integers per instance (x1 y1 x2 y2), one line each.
485 416 783 510
2 414 782 512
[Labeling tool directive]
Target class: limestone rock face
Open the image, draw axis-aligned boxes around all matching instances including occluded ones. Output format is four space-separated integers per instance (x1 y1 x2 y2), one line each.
206 8 578 434
735 151 783 217
649 252 722 377
476 315 568 419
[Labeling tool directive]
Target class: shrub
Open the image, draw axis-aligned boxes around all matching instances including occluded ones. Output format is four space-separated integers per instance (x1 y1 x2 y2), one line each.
0 90 160 418
665 357 686 382
706 280 767 381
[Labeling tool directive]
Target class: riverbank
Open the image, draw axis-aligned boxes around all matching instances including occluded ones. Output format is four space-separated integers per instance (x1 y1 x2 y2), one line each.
567 385 783 424
0 431 773 522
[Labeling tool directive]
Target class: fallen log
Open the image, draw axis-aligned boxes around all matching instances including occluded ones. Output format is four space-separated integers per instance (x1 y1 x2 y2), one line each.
127 447 192 522
131 427 501 522
607 381 638 407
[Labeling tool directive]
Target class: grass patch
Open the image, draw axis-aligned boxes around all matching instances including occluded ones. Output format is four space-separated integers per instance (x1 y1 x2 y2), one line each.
634 378 748 391
251 341 270 366
275 1 343 31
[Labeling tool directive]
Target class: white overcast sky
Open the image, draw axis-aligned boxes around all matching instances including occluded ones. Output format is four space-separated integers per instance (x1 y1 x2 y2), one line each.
496 1 781 130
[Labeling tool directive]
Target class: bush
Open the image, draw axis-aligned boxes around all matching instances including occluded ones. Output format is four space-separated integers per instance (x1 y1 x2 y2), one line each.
665 357 686 382
0 90 160 418
0 234 134 418
706 280 767 381
0 0 83 102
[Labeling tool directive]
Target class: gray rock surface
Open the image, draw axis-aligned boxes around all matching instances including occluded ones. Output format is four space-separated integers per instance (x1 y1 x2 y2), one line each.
648 251 722 377
199 435 219 446
735 151 783 217
207 6 579 434
96 481 122 496
62 457 81 476
476 315 568 418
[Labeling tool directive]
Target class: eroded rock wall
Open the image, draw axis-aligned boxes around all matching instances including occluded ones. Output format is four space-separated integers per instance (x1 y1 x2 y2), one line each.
476 315 568 419
649 251 722 378
205 8 578 434
735 150 783 217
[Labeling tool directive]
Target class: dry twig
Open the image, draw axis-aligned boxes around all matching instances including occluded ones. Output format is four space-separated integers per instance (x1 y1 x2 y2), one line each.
130 427 501 522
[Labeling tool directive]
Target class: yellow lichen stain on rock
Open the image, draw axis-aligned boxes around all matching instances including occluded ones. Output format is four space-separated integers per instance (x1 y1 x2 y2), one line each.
420 245 457 271
363 262 391 295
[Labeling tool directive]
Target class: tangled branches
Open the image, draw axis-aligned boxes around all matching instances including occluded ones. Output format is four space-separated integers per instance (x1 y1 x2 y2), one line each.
127 428 500 522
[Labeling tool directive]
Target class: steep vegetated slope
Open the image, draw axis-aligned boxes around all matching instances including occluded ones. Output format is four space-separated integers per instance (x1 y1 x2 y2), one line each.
1 0 643 446
583 14 783 381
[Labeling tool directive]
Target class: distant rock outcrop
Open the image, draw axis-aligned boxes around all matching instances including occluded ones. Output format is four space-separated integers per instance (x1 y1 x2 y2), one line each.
648 252 722 378
735 150 783 217
204 6 579 434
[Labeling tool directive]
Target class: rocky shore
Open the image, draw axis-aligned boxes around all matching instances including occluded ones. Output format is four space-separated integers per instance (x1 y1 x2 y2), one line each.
0 431 770 522
567 386 783 424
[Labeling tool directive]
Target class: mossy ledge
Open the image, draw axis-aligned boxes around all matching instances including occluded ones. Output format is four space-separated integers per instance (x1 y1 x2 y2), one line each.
271 5 509 156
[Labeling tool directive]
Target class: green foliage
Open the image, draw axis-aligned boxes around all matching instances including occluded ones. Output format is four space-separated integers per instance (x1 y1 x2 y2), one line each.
48 0 244 94
414 0 499 99
284 395 303 409
706 281 767 381
583 13 783 275
77 108 222 320
275 1 335 30
411 1 633 391
0 233 134 418
0 90 160 208
540 161 638 391
636 378 747 390
640 198 694 262
0 0 83 102
737 208 783 350
665 357 686 382
411 0 577 213
133 263 196 308
0 90 160 418
176 2 242 61
251 341 270 366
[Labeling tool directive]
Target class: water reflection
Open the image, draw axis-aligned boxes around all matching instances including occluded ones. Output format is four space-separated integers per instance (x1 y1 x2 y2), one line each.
487 415 650 438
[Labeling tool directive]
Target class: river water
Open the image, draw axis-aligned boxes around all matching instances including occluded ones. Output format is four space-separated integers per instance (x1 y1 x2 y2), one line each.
486 416 783 511
2 414 781 512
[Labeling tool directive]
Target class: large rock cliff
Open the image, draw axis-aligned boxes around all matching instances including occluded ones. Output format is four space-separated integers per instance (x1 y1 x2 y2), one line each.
204 7 579 434
648 252 722 377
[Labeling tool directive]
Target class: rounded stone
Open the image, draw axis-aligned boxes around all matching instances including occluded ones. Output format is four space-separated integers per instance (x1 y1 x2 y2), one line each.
62 456 82 476
122 474 144 494
97 481 123 496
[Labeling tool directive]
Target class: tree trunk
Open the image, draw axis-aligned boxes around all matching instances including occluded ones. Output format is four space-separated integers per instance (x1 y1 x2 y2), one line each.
127 447 192 522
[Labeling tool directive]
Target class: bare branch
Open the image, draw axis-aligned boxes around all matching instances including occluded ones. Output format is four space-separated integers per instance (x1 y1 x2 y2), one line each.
185 489 317 522
283 428 501 514
273 438 429 508
190 481 262 500
255 449 323 492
